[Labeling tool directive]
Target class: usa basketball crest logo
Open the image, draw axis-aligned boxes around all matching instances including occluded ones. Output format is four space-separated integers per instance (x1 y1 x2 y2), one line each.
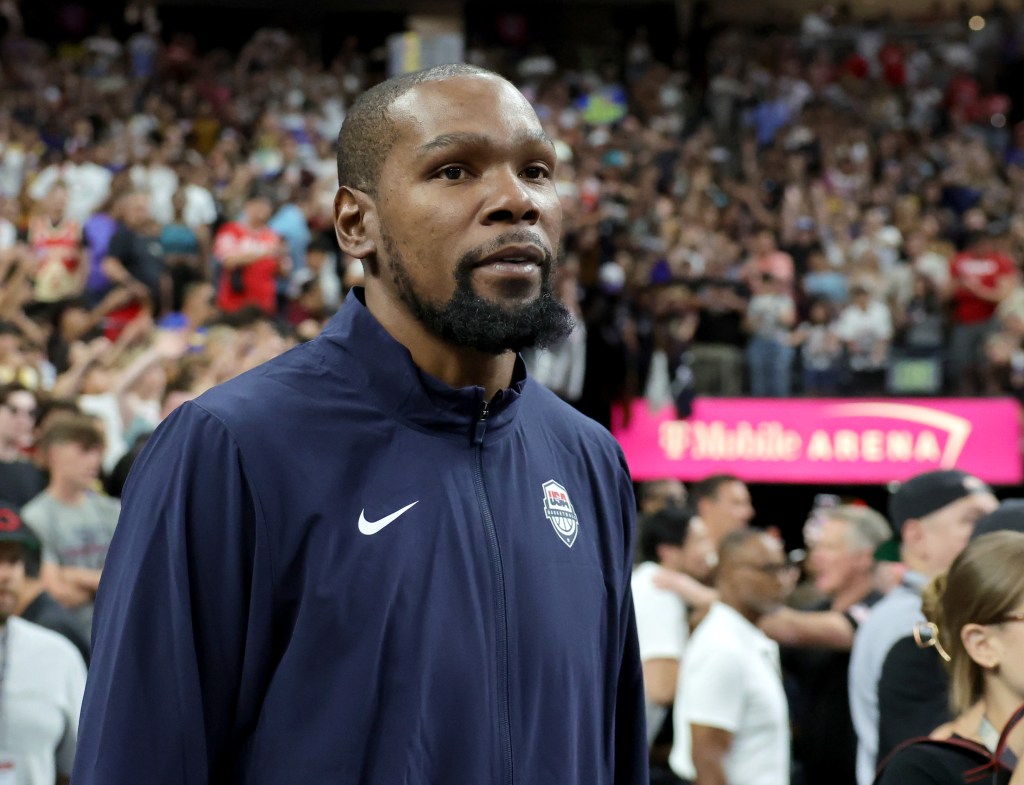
542 480 579 548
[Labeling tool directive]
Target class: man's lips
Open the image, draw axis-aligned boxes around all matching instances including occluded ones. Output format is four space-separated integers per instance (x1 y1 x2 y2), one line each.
473 245 546 269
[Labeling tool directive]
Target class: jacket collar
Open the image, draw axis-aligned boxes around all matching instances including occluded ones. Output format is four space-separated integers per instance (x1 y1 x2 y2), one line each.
319 288 526 441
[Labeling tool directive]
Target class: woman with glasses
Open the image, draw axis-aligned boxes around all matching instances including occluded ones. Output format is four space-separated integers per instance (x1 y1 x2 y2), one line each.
876 530 1024 784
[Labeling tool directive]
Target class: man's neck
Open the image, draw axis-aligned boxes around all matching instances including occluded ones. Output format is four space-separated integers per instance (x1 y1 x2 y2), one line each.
364 285 517 400
830 573 876 613
49 478 88 506
901 553 939 580
719 593 762 626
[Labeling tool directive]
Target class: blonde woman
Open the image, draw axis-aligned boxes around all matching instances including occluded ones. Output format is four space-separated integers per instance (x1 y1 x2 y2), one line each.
876 530 1024 784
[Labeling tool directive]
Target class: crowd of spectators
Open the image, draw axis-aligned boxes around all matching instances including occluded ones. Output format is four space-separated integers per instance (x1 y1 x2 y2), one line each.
5 4 1024 783
0 4 1023 456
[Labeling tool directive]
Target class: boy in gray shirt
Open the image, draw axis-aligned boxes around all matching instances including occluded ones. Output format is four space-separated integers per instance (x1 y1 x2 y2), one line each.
22 415 120 641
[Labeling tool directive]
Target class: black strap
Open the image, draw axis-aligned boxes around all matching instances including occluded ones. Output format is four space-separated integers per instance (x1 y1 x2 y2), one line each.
991 703 1024 773
873 735 995 785
875 702 1024 784
961 703 1024 784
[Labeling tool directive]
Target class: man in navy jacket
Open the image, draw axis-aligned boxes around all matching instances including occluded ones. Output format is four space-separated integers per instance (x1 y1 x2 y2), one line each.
72 63 648 784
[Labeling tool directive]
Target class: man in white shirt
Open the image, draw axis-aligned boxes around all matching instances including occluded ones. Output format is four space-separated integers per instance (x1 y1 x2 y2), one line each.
0 507 87 785
180 163 218 229
129 145 179 225
670 529 794 785
632 506 714 747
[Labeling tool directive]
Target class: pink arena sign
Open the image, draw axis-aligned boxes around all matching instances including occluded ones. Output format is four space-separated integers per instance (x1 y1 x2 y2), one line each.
611 398 1023 485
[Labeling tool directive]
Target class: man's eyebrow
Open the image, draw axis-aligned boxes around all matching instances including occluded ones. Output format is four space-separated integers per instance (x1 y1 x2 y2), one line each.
417 129 555 155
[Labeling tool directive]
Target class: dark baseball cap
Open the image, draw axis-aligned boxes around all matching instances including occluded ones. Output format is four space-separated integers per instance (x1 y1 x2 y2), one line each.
888 470 992 536
971 498 1024 540
0 505 40 554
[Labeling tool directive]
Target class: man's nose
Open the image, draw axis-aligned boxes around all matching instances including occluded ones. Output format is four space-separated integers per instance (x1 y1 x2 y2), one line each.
481 168 541 225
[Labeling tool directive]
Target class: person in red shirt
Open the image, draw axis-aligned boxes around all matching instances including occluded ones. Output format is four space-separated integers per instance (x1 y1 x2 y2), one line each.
213 194 290 315
947 230 1018 393
944 70 981 127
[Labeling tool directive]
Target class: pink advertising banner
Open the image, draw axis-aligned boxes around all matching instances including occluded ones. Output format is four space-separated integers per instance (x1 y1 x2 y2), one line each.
611 398 1023 485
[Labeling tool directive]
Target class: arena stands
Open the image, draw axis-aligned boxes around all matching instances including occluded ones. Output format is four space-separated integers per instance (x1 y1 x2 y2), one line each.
3 2 1024 784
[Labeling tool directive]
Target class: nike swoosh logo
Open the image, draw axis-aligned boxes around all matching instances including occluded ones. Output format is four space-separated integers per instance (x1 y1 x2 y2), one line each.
358 501 419 535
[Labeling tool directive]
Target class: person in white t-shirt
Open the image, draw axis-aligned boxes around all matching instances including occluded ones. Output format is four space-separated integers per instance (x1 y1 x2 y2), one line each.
27 152 112 224
670 529 795 785
0 513 87 785
835 285 893 394
632 505 715 748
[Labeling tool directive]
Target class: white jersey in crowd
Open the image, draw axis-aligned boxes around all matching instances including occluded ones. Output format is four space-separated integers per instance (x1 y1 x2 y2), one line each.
0 616 86 785
670 602 790 785
630 561 689 746
27 163 112 223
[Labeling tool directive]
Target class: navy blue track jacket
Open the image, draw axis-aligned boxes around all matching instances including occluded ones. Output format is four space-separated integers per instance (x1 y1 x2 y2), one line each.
73 289 648 784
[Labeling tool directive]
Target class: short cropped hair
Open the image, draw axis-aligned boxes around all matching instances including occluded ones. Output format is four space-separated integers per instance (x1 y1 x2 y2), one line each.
822 504 892 553
638 506 696 564
38 414 104 452
336 63 497 196
692 474 743 504
718 528 766 570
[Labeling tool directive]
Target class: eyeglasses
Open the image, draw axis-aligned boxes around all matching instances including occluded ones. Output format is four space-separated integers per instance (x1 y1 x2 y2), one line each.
736 561 799 578
984 611 1024 626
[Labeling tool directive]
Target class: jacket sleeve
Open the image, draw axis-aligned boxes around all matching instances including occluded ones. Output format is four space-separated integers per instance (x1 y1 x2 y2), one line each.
613 452 649 785
72 402 276 785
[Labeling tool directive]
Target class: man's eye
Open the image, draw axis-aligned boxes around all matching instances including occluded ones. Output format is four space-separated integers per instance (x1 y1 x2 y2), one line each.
438 166 464 180
522 165 549 179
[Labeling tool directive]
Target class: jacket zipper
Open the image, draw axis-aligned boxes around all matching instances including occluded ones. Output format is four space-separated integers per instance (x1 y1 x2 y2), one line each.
472 400 513 785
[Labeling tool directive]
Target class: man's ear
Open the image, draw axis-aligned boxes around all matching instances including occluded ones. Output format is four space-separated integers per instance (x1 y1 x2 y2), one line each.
901 518 923 549
334 186 378 265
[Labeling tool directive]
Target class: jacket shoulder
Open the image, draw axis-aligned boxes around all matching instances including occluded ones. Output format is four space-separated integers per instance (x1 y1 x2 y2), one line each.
191 338 343 429
524 380 619 449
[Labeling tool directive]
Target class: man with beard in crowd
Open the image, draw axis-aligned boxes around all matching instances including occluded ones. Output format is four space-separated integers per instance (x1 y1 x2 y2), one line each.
74 64 647 785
